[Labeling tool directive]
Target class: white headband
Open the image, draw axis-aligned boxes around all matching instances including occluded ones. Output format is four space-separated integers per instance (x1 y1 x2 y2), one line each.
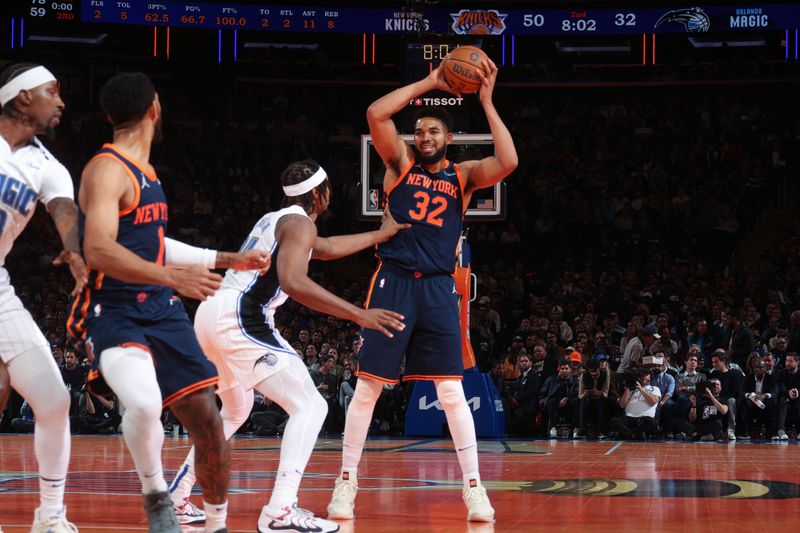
0 66 57 106
283 167 327 197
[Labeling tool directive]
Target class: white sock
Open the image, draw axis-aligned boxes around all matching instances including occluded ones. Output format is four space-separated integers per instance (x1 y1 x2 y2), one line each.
435 380 481 483
341 378 383 473
169 457 195 506
204 500 228 532
38 477 66 519
141 468 169 494
267 467 304 511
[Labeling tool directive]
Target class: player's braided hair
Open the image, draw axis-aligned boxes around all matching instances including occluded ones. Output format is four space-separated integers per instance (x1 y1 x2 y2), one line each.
280 159 331 214
0 63 39 113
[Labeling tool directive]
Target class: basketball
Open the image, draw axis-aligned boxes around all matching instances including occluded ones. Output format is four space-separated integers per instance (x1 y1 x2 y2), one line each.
442 45 489 94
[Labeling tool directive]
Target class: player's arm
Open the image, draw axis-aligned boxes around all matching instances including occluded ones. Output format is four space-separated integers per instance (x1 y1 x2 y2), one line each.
276 215 404 337
47 197 87 295
460 60 518 193
367 64 451 173
80 158 221 300
163 237 270 273
312 208 410 261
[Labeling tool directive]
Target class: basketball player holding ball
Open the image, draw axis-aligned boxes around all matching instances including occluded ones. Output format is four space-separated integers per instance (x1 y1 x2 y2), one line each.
327 52 518 522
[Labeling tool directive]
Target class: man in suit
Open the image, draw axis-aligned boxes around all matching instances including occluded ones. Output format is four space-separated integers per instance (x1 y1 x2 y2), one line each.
722 308 755 369
539 359 579 438
739 359 779 438
510 353 541 436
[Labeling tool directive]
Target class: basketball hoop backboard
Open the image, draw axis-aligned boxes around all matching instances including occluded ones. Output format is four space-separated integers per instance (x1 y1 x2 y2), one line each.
359 133 505 221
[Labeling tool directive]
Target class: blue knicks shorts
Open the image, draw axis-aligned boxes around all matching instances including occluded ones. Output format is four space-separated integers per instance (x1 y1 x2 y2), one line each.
83 299 218 407
357 262 463 383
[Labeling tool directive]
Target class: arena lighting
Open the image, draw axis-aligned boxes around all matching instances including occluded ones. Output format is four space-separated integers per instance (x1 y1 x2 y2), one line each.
687 36 766 47
555 41 631 53
28 34 108 45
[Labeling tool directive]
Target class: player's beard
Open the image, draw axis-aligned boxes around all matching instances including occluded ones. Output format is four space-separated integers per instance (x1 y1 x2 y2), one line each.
412 143 447 166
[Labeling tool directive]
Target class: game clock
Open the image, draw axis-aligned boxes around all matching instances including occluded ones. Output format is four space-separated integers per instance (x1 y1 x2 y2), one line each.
422 44 453 61
406 39 483 76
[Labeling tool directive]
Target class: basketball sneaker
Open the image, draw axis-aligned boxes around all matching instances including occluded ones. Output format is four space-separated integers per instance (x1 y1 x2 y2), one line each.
258 504 340 533
326 474 358 519
462 482 495 522
143 491 180 533
30 507 78 533
173 498 205 524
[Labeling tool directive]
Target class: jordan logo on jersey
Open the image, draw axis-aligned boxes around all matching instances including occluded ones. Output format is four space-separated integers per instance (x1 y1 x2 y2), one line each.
140 173 149 189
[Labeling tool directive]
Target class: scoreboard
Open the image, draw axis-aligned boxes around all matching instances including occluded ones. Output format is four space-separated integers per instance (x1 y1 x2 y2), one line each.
19 2 800 35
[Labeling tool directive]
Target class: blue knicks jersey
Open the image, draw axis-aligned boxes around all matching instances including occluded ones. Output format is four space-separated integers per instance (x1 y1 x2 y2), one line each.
377 159 465 275
68 144 171 341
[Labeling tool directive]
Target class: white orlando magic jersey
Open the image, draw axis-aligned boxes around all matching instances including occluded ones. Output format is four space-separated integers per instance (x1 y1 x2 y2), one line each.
0 135 73 266
222 204 311 328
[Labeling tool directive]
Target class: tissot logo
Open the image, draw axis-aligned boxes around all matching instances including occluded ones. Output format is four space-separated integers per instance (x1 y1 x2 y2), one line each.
409 97 464 107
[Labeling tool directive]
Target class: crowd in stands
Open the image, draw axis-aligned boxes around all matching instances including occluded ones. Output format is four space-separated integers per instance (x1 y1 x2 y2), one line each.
2 64 799 443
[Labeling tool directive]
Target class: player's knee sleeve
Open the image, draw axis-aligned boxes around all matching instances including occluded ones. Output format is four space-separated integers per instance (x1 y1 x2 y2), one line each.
8 346 70 421
352 377 383 406
100 346 163 425
311 388 328 419
435 379 466 411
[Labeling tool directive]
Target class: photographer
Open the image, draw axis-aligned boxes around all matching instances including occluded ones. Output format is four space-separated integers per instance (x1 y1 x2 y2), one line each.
673 379 728 441
77 386 120 434
608 368 661 439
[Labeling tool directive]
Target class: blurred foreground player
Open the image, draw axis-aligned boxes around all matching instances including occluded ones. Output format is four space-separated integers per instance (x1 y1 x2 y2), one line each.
0 62 87 532
68 72 269 533
168 159 407 532
328 58 517 521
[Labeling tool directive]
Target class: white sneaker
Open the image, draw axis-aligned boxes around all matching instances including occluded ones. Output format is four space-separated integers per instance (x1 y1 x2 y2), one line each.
258 505 340 533
778 429 789 440
462 483 495 522
727 429 736 441
174 499 205 525
549 427 557 438
327 475 358 519
31 507 78 533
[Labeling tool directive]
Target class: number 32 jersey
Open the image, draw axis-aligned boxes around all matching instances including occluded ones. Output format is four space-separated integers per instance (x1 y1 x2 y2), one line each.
377 158 465 276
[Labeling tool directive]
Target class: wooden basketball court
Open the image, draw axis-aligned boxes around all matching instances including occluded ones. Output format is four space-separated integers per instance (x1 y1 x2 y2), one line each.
1 434 797 532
